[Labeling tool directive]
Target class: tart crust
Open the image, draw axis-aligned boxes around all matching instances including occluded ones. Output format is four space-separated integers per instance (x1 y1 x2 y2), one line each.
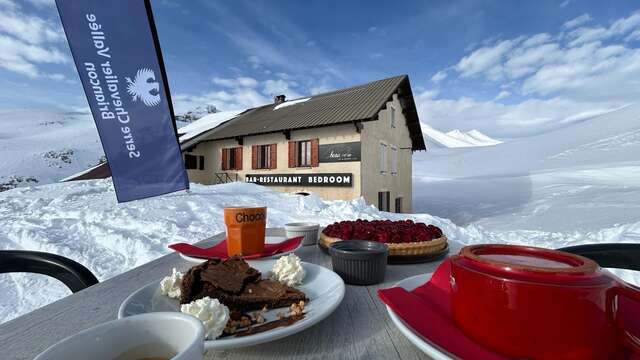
320 232 448 256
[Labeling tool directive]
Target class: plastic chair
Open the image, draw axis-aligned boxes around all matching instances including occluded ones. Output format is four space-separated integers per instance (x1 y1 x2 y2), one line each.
0 250 99 293
557 243 640 271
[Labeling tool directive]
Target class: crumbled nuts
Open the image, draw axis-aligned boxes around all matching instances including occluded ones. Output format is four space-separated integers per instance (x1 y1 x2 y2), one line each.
289 301 305 317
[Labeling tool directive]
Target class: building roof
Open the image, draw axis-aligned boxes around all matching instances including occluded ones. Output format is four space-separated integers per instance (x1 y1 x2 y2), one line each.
183 74 426 151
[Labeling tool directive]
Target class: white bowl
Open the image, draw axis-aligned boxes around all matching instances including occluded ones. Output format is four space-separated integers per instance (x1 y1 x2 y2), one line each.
284 222 320 246
35 312 205 360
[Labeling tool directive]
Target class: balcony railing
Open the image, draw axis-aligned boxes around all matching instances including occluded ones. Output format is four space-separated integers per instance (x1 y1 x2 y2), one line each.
213 172 239 184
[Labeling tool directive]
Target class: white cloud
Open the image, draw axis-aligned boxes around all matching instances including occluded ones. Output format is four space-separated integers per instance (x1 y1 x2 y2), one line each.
423 10 640 137
416 90 621 137
494 90 510 100
563 14 592 29
0 0 69 78
175 75 305 114
431 70 447 83
456 39 519 79
369 53 383 60
212 76 258 88
0 34 67 78
627 29 640 42
560 0 571 7
263 79 303 99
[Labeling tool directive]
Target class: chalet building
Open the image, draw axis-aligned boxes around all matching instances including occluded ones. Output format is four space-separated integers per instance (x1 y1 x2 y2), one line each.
181 75 425 212
66 75 426 213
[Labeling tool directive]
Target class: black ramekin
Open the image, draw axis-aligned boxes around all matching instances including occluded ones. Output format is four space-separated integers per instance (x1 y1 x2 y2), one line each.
329 240 388 285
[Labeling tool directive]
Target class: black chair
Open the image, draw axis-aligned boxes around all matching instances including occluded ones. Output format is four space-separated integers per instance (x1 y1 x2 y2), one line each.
0 250 99 293
557 243 640 271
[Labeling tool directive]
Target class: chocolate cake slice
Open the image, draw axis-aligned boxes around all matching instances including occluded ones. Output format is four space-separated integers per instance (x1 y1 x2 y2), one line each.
180 257 307 312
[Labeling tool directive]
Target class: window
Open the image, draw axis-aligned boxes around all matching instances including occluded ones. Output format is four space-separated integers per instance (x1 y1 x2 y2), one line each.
185 154 198 169
395 197 403 213
297 140 312 167
288 139 318 168
391 146 398 175
390 105 396 128
379 143 388 174
258 145 271 169
222 147 242 170
378 191 390 212
253 144 276 169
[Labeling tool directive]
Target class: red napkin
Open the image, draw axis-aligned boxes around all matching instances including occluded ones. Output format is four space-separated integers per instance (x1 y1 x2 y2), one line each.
168 236 303 260
378 259 507 359
378 259 640 360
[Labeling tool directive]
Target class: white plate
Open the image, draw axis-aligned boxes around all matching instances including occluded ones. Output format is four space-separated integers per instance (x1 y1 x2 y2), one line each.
385 273 454 360
119 260 345 350
178 236 301 263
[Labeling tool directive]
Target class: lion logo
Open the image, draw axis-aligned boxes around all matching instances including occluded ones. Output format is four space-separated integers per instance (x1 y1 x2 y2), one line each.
125 68 161 107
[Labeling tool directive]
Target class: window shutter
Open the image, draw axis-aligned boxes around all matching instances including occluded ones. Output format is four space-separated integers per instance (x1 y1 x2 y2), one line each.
288 141 296 168
269 144 277 169
311 138 319 167
251 145 258 169
221 149 227 171
235 147 243 170
199 156 205 170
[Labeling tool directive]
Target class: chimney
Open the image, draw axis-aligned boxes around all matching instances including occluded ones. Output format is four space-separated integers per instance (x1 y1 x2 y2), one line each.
274 94 286 104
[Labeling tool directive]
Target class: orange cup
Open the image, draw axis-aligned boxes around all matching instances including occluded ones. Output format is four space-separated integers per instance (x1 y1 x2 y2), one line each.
223 207 266 256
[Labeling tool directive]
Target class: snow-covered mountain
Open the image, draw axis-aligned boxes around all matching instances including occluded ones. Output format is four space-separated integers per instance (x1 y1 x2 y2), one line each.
422 124 502 148
413 103 640 232
0 109 104 191
175 105 220 123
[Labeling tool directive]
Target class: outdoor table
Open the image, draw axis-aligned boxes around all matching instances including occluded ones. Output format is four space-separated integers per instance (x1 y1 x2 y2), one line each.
0 228 463 360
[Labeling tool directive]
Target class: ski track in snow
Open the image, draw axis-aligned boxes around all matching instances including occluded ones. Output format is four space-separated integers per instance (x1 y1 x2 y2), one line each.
1 179 639 324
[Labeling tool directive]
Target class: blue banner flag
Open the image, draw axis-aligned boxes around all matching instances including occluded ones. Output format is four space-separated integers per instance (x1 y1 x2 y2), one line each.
55 0 189 202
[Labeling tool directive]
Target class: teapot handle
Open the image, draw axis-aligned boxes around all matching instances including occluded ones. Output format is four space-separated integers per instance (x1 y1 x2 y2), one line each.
613 283 640 353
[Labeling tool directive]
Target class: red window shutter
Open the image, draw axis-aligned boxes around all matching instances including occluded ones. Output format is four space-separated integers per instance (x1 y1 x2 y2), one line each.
235 147 243 170
270 144 277 169
311 138 319 167
251 145 258 169
288 141 296 168
221 149 227 170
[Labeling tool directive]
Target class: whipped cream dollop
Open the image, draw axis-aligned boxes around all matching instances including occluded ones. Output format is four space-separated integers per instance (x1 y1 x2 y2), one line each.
271 254 305 286
181 296 230 339
159 268 183 299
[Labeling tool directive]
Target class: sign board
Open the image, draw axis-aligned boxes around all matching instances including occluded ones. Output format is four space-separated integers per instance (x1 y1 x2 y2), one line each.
55 0 188 202
245 173 353 187
319 142 361 163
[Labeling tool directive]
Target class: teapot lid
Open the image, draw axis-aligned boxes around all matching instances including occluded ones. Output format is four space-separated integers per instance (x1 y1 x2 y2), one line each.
455 244 608 285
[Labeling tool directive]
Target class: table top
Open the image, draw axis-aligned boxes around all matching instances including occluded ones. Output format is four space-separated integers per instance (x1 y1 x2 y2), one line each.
0 228 462 360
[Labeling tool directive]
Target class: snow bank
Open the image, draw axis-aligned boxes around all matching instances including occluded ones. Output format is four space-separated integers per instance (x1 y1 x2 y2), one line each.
273 97 311 110
1 179 639 324
178 110 242 141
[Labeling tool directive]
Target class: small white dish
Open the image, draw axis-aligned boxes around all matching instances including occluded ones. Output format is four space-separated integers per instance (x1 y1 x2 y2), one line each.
178 236 301 263
284 223 320 246
119 260 345 350
385 273 453 360
35 312 204 360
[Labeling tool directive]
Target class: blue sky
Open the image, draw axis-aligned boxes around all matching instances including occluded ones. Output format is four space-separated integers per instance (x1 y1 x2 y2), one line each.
1 0 640 137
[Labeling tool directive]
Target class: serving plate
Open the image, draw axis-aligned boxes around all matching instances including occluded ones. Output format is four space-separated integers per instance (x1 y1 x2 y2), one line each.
385 273 453 360
118 260 345 350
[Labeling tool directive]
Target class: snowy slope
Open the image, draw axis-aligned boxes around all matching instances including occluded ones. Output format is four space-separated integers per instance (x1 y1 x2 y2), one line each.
422 124 502 148
413 103 640 232
1 179 639 324
0 109 104 190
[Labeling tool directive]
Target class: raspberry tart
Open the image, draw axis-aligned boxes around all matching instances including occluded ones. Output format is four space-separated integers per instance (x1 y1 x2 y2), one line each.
320 219 448 258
